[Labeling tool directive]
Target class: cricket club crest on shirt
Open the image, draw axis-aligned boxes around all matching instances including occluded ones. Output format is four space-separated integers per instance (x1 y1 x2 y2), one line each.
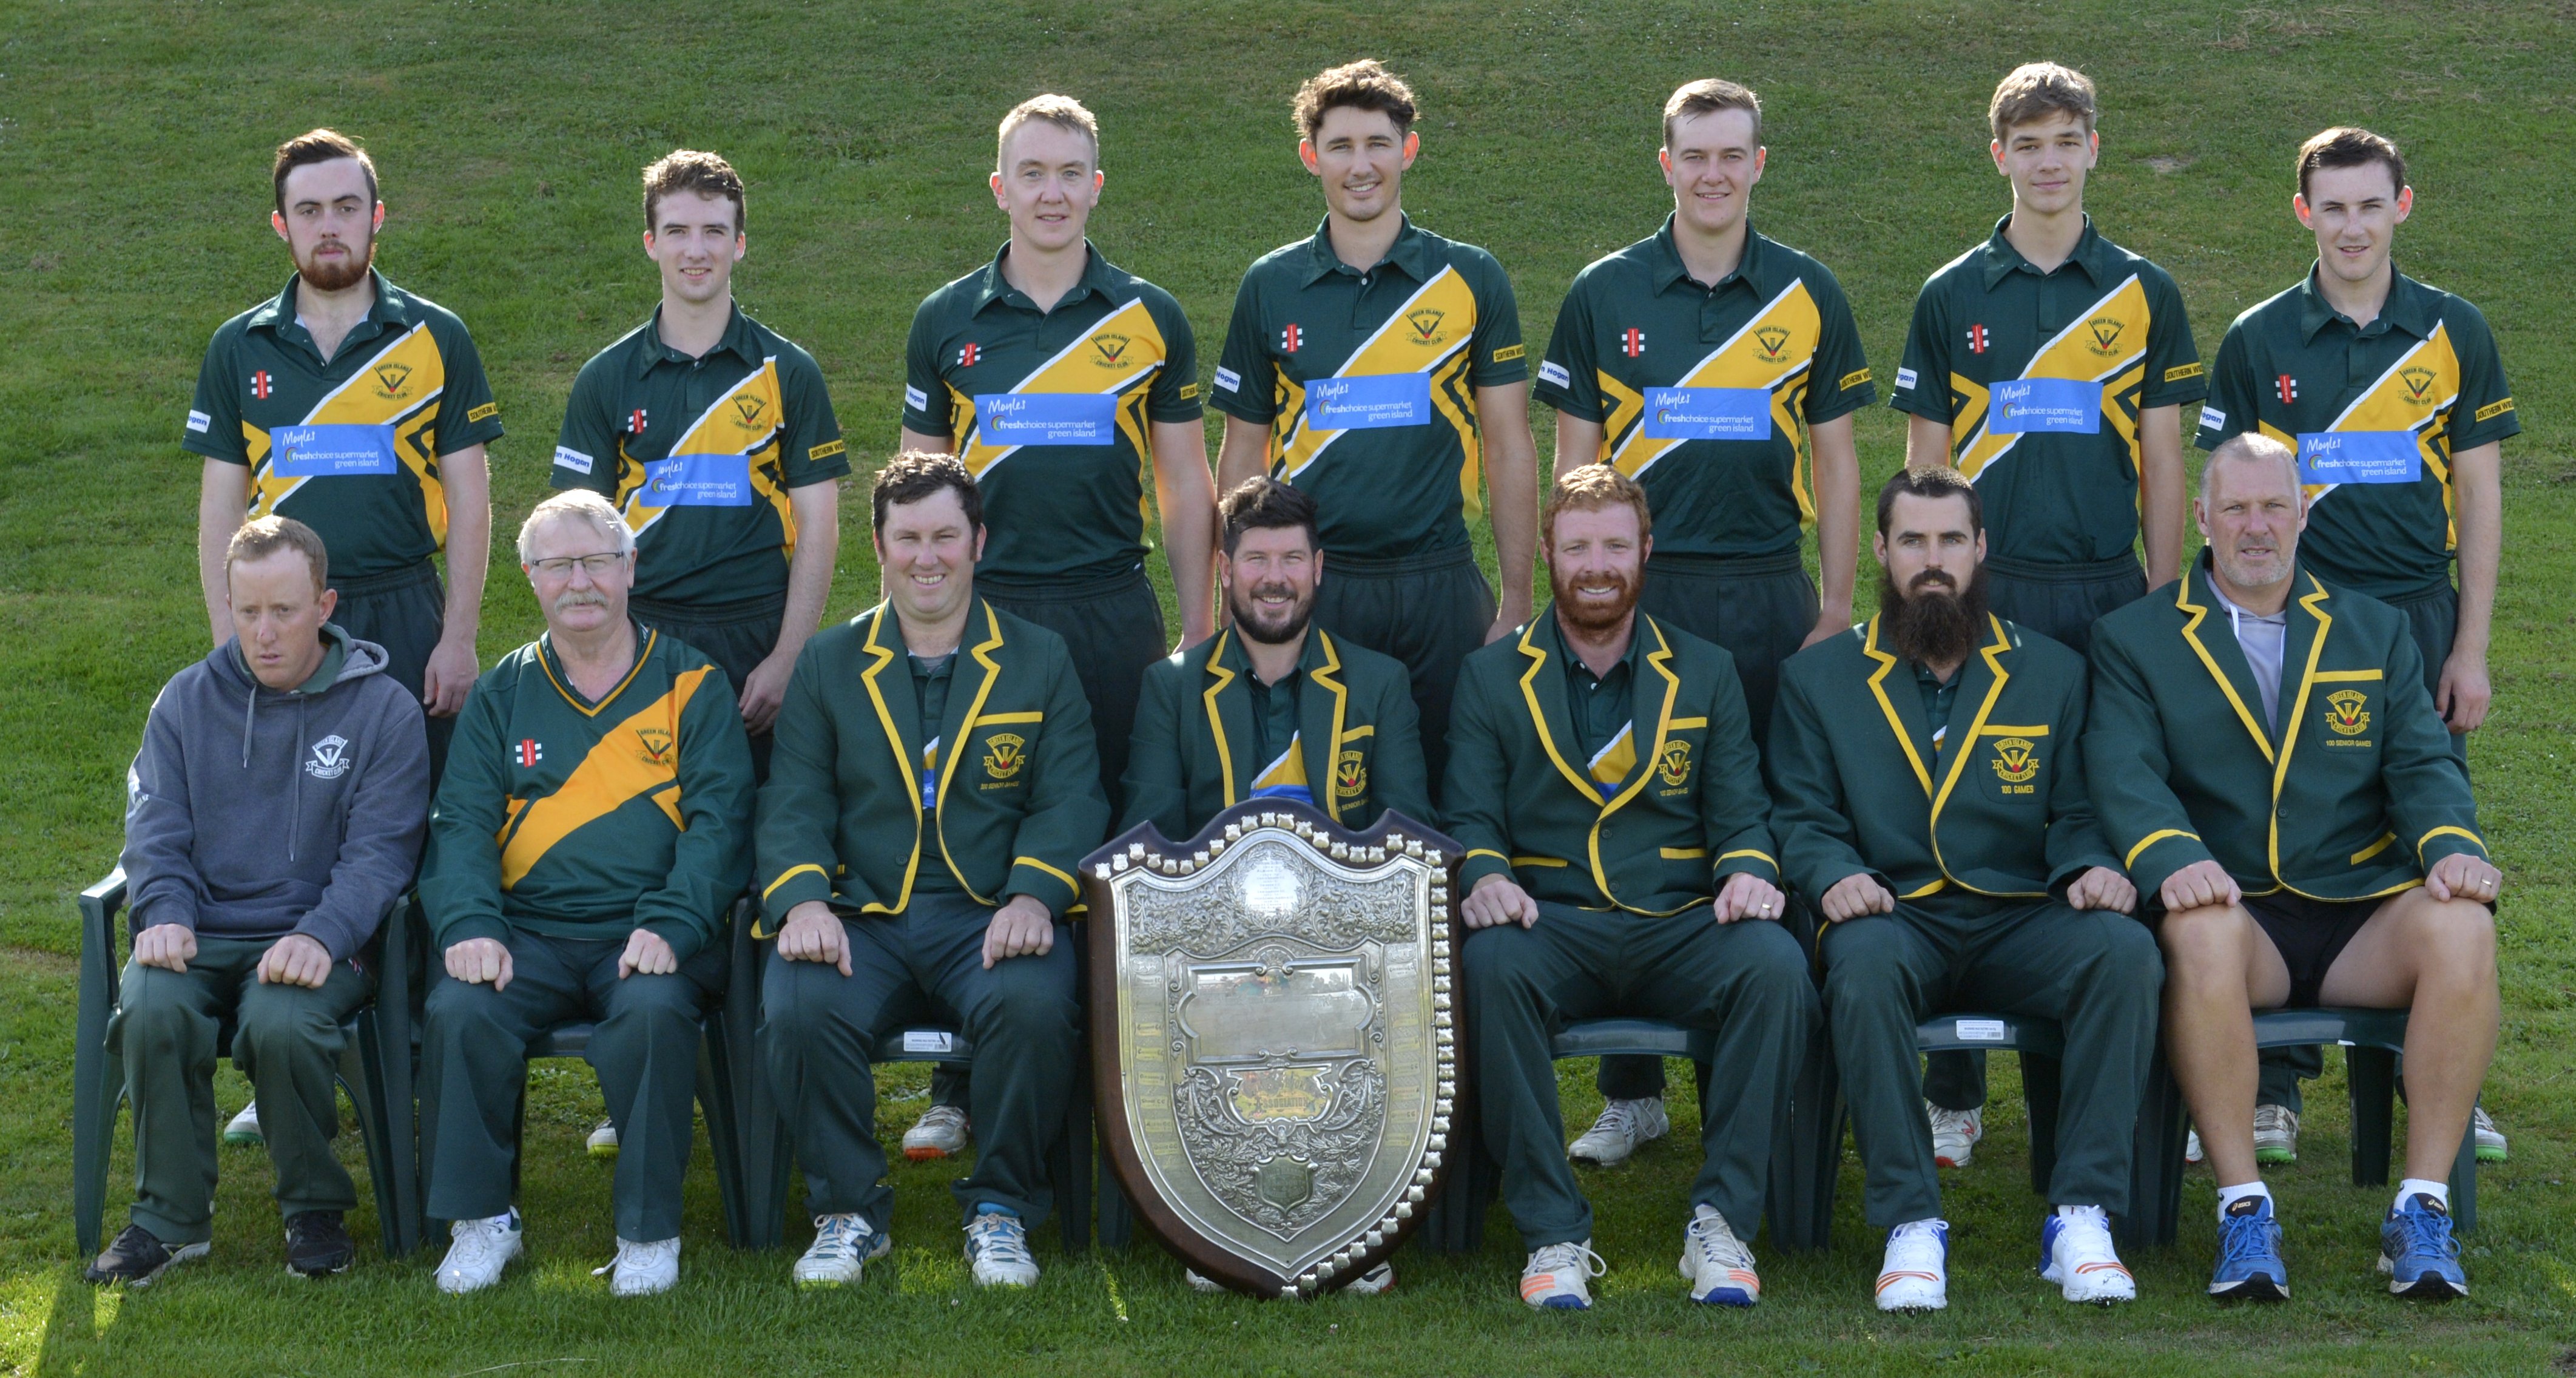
1333 749 1367 802
1989 737 2040 792
1404 308 1448 345
1656 740 1693 789
1753 325 1793 363
304 734 352 780
2324 690 2372 741
2083 316 2127 358
635 728 675 766
1091 332 1133 366
372 360 415 399
983 732 1027 782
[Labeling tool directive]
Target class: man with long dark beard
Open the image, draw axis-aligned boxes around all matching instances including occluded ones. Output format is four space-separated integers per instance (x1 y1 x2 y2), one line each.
1768 464 2158 1312
1446 465 1812 1311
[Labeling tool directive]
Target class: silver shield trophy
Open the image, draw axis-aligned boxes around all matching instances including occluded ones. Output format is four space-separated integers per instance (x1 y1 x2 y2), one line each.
1084 800 1465 1297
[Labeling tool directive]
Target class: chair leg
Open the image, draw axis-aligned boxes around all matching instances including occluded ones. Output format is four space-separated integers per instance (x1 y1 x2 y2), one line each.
2121 1040 2187 1249
1055 1047 1091 1254
695 1018 752 1251
2347 1045 2398 1187
1773 1022 1839 1252
341 1016 407 1258
2449 1113 2478 1235
73 941 123 1260
2021 1052 2064 1198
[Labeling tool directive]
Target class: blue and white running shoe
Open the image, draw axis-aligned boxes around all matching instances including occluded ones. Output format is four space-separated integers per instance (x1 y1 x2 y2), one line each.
2379 1194 2467 1299
2208 1195 2288 1300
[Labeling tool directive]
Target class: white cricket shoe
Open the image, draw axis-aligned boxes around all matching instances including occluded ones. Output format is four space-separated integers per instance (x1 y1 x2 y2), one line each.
2254 1104 2301 1164
222 1103 263 1146
586 1120 619 1158
596 1236 679 1296
1876 1218 1949 1312
1568 1097 1668 1166
1929 1103 1981 1169
794 1213 889 1289
1679 1203 1761 1306
2040 1204 2136 1304
2185 1127 2204 1164
1520 1240 1607 1310
1188 1260 1392 1294
965 1211 1038 1287
435 1211 522 1295
905 1105 972 1161
2474 1104 2507 1163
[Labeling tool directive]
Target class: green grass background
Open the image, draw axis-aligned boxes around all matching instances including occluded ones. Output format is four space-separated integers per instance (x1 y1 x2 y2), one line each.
3 1 2572 1373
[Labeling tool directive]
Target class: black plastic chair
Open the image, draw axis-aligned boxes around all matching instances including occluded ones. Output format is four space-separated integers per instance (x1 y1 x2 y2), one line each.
2128 1007 2479 1245
72 868 420 1259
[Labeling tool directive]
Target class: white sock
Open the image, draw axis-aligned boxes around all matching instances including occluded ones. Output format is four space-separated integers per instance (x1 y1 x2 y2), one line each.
2396 1178 2450 1212
2217 1181 2271 1220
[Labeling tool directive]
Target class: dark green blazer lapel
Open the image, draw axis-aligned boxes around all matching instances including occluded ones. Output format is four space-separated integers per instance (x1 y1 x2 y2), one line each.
1197 628 1256 806
1298 630 1354 822
1856 615 1937 800
2173 560 2282 761
1516 613 1603 808
852 606 927 911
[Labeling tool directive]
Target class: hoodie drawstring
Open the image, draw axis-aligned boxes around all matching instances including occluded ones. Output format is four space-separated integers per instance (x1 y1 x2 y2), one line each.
289 695 305 863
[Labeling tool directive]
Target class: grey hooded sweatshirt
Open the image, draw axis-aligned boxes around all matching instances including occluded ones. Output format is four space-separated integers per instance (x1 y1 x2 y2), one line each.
120 624 431 961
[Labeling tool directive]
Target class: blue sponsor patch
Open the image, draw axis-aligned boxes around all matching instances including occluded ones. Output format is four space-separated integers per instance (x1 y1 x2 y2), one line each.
1642 386 1771 441
977 392 1115 446
643 452 754 506
268 424 397 476
1988 379 2101 434
1304 373 1431 430
2298 431 2420 484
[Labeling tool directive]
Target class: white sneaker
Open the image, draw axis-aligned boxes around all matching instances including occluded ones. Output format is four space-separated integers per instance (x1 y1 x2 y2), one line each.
1678 1203 1761 1306
2040 1204 2136 1304
1192 1260 1394 1294
1519 1240 1607 1310
905 1104 972 1161
435 1211 522 1295
1875 1219 1949 1312
2253 1104 2300 1164
222 1103 263 1147
1567 1096 1669 1166
2185 1128 2204 1164
793 1213 888 1289
1929 1103 1981 1169
595 1236 679 1297
587 1120 619 1158
964 1211 1038 1287
2473 1105 2507 1163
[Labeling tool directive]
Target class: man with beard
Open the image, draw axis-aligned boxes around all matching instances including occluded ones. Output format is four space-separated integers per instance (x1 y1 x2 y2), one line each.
2088 434 2498 1302
1445 465 1813 1311
1769 464 2158 1312
418 490 755 1298
186 130 502 785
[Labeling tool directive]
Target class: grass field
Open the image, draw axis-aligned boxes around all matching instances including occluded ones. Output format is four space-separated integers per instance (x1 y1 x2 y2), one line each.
4 1 2574 1373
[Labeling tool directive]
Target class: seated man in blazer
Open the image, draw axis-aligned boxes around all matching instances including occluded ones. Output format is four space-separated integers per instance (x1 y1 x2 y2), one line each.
755 454 1110 1293
1770 464 2157 1314
1446 465 1815 1312
2088 433 2500 1303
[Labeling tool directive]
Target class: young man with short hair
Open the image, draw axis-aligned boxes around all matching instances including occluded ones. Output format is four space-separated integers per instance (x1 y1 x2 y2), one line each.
86 518 430 1286
1538 78 1873 1165
186 130 501 780
1214 59 1540 797
1447 467 1814 1311
756 454 1109 1292
419 491 756 1298
2088 434 2500 1303
1887 63 2203 1142
1771 465 2158 1312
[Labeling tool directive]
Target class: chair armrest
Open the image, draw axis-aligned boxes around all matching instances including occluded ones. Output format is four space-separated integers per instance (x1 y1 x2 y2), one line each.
78 868 128 961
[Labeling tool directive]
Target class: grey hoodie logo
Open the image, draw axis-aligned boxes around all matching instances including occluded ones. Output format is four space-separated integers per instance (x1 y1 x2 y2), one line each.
306 734 352 780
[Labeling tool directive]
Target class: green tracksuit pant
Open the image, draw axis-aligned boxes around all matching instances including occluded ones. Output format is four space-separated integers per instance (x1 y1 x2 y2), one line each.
1465 901 1816 1249
1819 900 2160 1228
759 892 1079 1231
421 931 721 1243
110 937 372 1245
1312 547 1496 806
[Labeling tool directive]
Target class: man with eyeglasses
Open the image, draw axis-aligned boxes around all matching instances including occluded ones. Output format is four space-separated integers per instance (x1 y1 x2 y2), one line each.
418 489 755 1298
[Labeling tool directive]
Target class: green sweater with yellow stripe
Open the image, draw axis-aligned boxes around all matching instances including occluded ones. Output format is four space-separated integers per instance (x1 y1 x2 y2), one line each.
422 624 755 960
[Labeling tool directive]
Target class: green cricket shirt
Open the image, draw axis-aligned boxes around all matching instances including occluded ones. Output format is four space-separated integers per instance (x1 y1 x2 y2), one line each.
184 269 505 580
1889 216 2205 567
1537 218 1874 558
2197 266 2518 600
1210 215 1528 560
903 242 1203 582
420 624 756 962
552 305 849 608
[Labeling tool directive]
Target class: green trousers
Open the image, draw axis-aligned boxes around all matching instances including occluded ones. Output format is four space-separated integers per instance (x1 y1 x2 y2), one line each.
1465 902 1816 1249
1819 900 2160 1228
760 892 1079 1231
109 936 370 1245
329 560 452 786
1312 546 1496 806
421 931 721 1243
983 567 1167 814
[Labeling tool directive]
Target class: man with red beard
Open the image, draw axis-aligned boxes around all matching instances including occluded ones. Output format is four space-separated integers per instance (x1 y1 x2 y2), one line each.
1768 464 2157 1312
1446 465 1812 1311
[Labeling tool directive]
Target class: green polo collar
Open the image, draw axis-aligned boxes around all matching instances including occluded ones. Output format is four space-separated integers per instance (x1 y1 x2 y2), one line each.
1646 214 1781 297
243 268 410 351
965 239 1119 315
1538 602 1653 680
1977 213 2113 289
633 301 764 377
2295 262 2436 343
1213 621 1337 686
1298 213 1437 286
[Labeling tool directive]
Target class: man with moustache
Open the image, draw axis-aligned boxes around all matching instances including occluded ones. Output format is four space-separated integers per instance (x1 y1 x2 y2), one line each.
1769 464 2157 1312
418 491 756 1298
756 455 1107 1292
1536 77 1875 1166
1446 466 1812 1311
2088 434 2499 1302
1214 59 1540 798
86 517 429 1286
